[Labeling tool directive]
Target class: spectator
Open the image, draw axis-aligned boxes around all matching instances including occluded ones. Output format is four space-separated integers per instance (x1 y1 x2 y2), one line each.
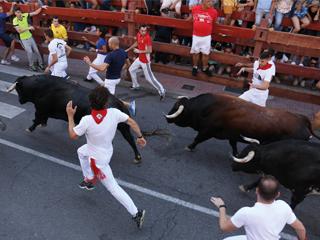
252 0 275 30
291 0 310 33
217 43 234 76
44 29 72 78
221 0 237 25
154 8 173 64
13 5 47 71
273 0 295 31
82 27 108 85
120 0 128 12
211 175 307 240
126 25 166 101
0 1 20 65
189 0 218 77
160 0 182 18
50 16 68 41
144 0 161 15
307 0 320 22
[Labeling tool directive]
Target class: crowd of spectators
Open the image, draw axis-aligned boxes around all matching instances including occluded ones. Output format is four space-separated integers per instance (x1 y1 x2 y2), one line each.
0 0 319 91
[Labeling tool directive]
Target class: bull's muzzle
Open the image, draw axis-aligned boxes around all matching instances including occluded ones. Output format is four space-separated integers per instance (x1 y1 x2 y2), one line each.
165 105 184 119
7 82 17 93
232 151 255 163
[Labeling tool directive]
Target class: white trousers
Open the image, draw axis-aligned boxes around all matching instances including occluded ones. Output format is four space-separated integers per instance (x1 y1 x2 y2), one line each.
239 88 269 107
129 58 165 95
51 62 68 78
77 145 138 216
104 78 121 95
223 236 247 240
87 54 106 85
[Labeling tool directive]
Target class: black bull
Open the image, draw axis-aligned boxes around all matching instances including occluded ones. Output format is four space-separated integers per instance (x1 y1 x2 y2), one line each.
231 140 320 209
165 93 320 155
9 75 141 162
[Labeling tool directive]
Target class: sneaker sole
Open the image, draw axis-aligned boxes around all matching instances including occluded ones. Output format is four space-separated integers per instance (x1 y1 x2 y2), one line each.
78 185 95 191
138 210 146 229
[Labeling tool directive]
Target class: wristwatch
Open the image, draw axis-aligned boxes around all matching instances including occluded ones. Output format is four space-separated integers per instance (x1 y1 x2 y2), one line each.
219 205 227 209
137 135 143 139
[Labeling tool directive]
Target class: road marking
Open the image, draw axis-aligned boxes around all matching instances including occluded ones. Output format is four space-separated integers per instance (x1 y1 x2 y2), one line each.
0 102 25 119
0 80 17 95
0 137 297 240
0 64 41 76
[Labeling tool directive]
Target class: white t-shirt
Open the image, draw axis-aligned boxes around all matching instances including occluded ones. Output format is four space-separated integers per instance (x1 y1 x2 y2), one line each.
73 108 129 167
231 200 297 240
48 38 67 64
252 60 274 87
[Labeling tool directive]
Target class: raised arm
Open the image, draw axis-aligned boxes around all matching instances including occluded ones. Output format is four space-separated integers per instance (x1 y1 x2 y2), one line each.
125 41 138 52
30 5 47 17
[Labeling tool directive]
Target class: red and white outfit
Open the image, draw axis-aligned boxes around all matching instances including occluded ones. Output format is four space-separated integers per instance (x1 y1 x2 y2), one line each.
239 60 274 107
129 32 165 96
74 108 138 216
190 5 218 55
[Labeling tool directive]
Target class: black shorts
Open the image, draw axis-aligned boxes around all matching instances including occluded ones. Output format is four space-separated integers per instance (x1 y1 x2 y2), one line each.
0 33 14 47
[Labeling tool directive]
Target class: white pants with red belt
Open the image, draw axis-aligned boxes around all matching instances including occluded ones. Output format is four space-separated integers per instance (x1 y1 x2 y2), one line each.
239 88 269 107
77 145 138 216
129 58 165 96
87 53 106 85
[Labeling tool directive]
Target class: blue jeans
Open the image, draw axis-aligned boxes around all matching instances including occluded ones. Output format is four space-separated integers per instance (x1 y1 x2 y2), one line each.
274 10 288 31
255 8 272 26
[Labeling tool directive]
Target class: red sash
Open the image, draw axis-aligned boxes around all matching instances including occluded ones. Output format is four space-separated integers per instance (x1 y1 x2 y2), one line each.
90 158 106 181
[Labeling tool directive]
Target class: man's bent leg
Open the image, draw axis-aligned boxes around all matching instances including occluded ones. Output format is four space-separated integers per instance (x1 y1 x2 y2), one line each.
129 58 141 88
100 164 138 216
21 39 34 66
77 145 94 180
104 79 121 95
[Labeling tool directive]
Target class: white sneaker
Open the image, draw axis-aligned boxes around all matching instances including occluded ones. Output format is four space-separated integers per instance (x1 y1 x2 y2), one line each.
1 60 10 65
11 55 20 62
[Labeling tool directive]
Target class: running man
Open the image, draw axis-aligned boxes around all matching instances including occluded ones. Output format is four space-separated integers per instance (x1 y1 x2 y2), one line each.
82 27 108 85
66 86 146 228
44 29 72 78
237 51 275 107
0 2 20 65
13 5 47 71
126 25 166 101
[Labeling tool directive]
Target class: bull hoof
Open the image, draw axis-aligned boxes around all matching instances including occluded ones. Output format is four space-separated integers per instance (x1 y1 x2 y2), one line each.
239 185 249 193
133 155 142 164
184 146 194 152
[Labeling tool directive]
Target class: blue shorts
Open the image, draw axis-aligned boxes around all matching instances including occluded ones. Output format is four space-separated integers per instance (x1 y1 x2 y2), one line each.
0 33 13 47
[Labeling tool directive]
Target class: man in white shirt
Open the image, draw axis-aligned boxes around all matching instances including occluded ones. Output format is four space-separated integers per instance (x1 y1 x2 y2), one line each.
236 51 275 107
210 175 307 240
44 29 71 78
66 86 147 228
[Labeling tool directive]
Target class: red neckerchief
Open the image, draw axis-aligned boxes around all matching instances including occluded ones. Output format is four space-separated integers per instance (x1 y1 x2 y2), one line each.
257 63 272 70
91 109 107 124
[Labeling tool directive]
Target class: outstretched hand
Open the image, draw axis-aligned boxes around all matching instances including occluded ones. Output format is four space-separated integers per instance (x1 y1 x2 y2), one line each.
66 100 77 117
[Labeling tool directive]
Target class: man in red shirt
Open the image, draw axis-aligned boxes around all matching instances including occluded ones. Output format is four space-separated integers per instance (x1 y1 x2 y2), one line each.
126 25 166 101
190 0 218 77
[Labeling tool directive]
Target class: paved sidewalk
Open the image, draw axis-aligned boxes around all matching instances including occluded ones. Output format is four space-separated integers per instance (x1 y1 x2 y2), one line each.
1 47 319 118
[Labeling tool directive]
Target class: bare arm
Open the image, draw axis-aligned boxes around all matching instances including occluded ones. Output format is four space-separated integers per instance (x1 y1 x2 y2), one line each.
290 219 307 240
14 25 34 34
6 2 16 16
30 5 47 17
121 0 127 11
66 101 78 140
210 197 238 233
126 117 147 147
65 45 72 57
83 56 109 72
126 41 138 52
237 67 254 75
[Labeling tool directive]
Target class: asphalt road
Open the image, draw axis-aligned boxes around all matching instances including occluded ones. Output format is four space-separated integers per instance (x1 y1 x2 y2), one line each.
0 69 319 240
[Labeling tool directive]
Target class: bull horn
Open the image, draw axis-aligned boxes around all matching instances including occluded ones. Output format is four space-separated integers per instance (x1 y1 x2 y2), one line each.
165 105 184 119
232 151 255 163
6 82 17 93
177 96 189 99
241 136 260 144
